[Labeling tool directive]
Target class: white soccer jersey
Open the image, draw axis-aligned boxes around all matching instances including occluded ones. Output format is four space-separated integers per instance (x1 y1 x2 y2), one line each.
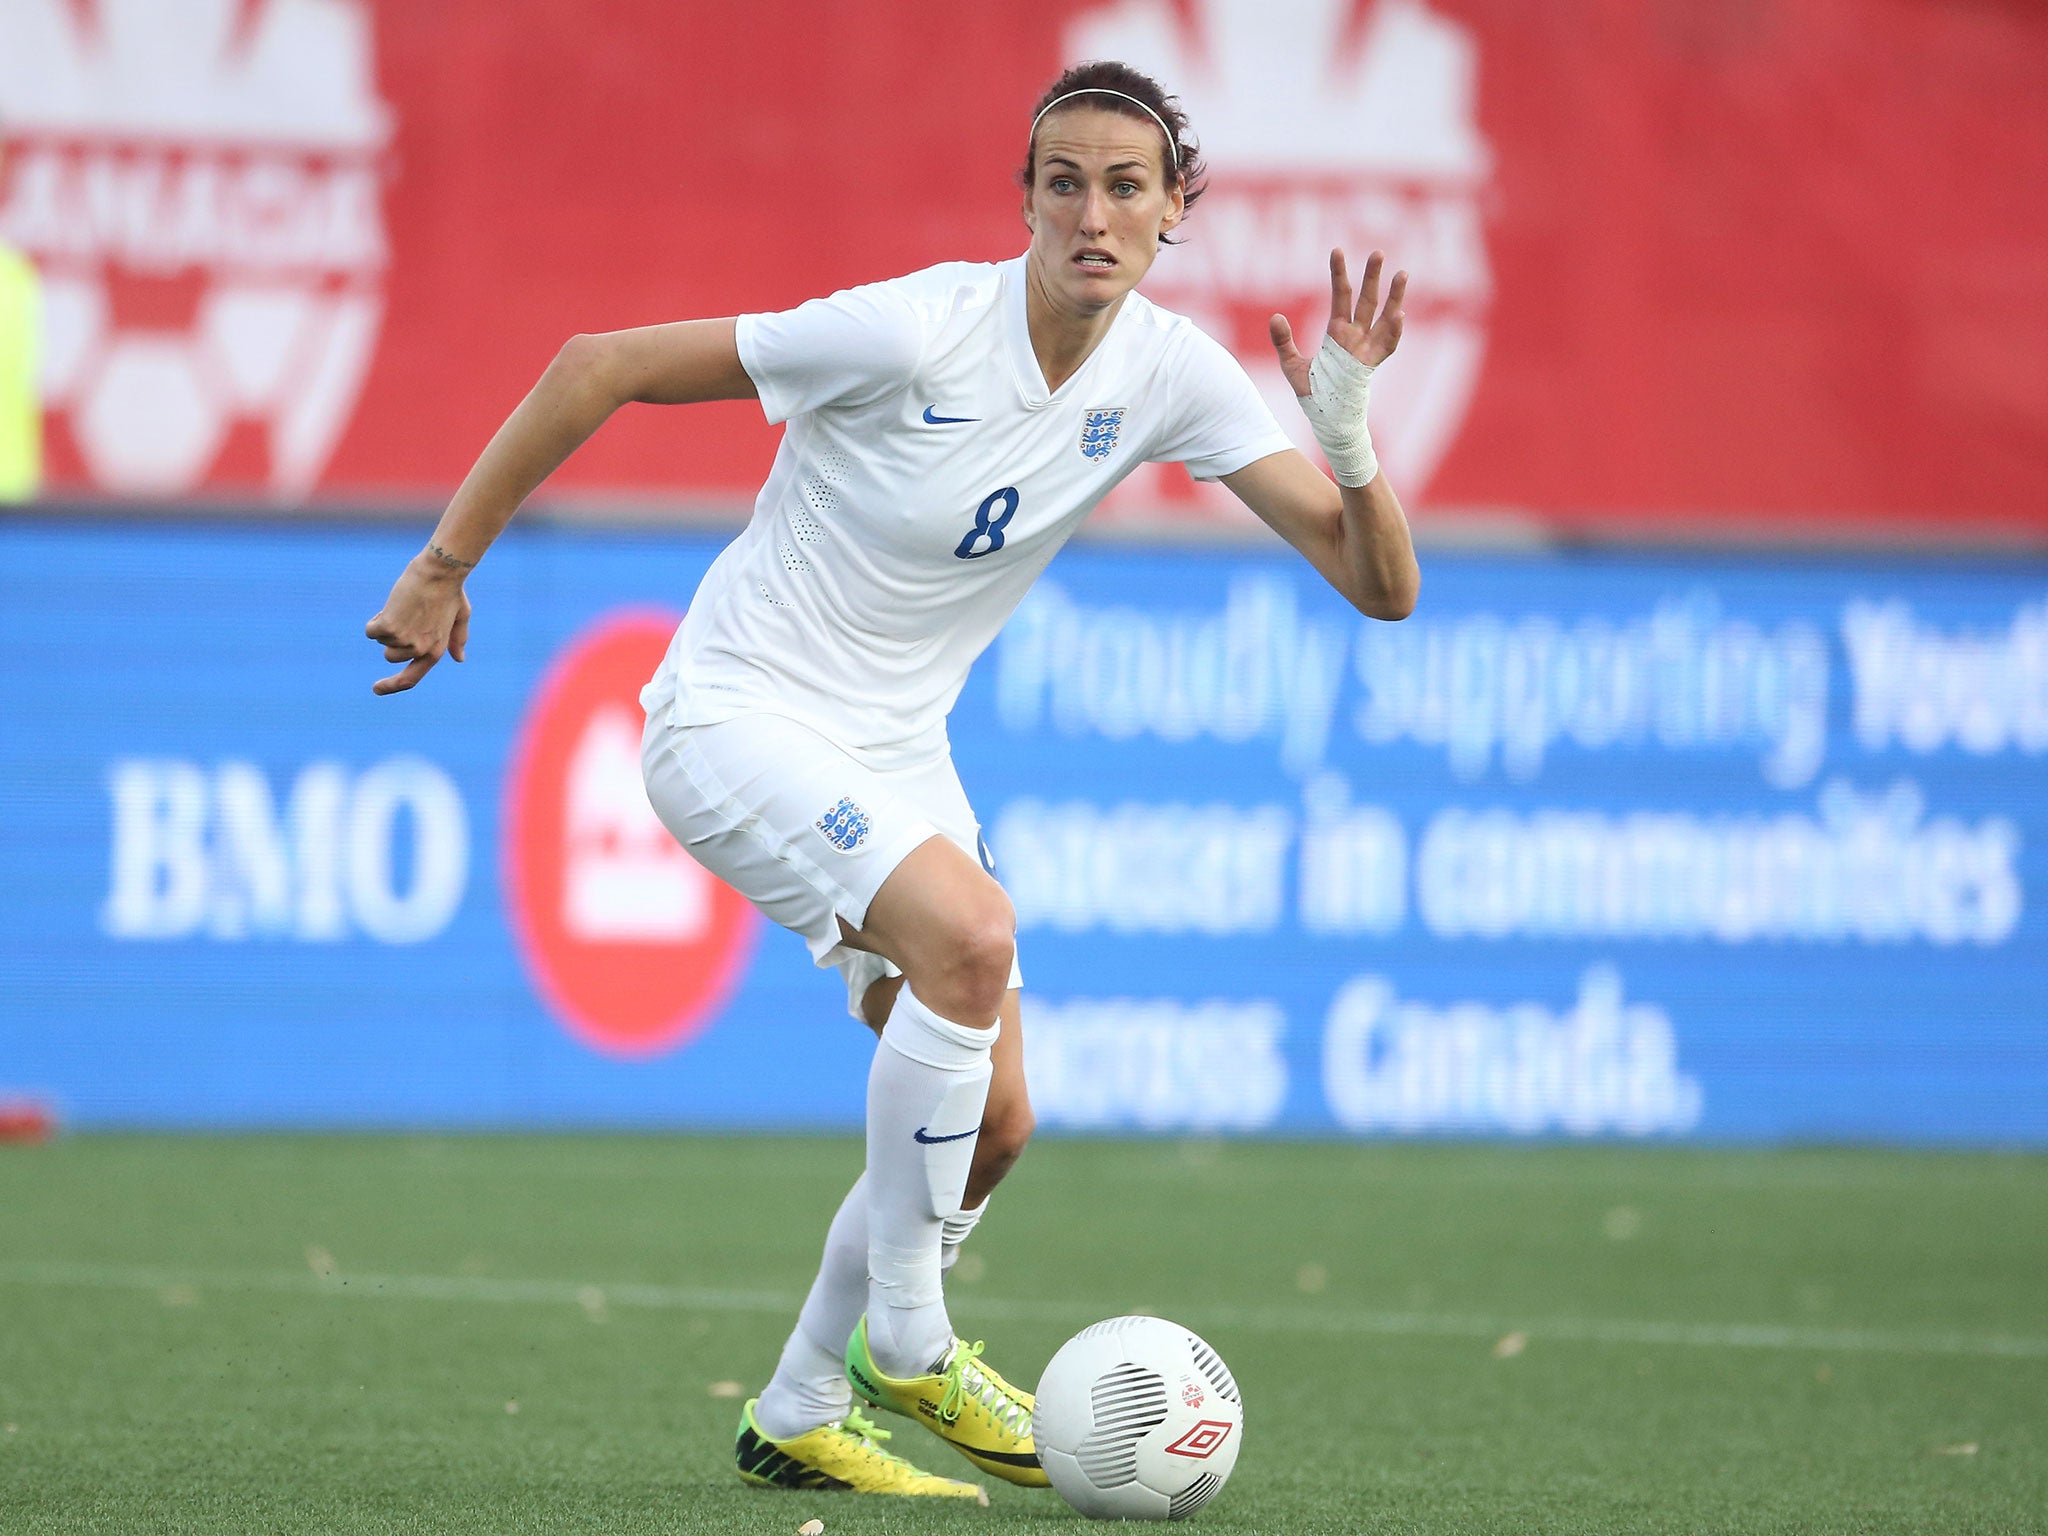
642 256 1294 763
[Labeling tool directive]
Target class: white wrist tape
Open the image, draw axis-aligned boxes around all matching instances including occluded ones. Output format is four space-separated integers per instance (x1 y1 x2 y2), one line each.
1297 335 1380 488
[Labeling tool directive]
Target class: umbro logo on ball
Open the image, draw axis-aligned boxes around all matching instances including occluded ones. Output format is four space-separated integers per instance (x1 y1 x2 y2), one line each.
1164 1420 1234 1459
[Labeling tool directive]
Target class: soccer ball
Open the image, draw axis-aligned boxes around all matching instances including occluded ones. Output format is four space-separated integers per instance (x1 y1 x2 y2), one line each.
1034 1316 1244 1521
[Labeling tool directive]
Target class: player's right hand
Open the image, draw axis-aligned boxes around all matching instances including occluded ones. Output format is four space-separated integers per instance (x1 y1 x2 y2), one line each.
365 553 471 695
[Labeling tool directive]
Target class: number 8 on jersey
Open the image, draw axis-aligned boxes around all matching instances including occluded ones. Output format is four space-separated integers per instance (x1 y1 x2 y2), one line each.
955 487 1020 560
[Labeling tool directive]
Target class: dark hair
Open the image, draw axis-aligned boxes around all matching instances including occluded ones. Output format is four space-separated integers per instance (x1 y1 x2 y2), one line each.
1019 61 1207 245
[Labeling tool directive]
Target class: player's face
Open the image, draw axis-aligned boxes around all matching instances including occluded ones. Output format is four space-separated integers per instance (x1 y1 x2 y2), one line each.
1022 107 1184 311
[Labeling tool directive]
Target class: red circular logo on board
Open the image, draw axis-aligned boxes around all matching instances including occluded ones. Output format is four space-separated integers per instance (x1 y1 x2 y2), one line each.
503 610 759 1057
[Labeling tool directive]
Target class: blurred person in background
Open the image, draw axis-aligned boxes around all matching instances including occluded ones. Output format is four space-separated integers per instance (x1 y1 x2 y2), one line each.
0 129 41 502
365 60 1417 1503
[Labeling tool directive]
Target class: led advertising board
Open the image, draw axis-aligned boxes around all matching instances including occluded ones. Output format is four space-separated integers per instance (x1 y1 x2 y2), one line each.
2 521 2042 1140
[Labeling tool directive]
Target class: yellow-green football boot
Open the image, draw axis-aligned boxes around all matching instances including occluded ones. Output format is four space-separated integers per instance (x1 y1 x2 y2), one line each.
845 1318 1050 1488
733 1397 988 1502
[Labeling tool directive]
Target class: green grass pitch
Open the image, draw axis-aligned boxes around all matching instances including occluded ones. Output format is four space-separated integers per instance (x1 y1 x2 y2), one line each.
2 1135 2044 1534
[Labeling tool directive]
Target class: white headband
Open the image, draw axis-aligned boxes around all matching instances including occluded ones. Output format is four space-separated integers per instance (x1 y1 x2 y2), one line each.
1029 87 1180 171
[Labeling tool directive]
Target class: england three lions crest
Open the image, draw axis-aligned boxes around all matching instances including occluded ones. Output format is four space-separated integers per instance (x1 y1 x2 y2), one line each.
815 797 871 853
1079 407 1127 462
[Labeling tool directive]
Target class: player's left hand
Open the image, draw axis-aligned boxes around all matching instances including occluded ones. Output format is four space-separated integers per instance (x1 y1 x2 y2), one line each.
1267 248 1407 396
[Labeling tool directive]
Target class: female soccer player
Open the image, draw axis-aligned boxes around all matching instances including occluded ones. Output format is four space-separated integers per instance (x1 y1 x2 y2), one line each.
366 60 1418 1501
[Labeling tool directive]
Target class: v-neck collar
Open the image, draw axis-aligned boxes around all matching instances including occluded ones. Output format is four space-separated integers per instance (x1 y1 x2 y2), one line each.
1001 255 1131 409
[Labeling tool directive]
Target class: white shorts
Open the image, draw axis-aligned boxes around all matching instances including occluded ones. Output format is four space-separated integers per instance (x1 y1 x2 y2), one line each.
640 709 1021 1018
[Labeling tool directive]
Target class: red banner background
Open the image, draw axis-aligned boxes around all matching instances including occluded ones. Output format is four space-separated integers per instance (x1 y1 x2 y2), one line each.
5 0 2044 537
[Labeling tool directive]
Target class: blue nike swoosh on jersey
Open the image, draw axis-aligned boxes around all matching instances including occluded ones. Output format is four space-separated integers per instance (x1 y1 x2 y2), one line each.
913 1125 980 1144
922 405 980 424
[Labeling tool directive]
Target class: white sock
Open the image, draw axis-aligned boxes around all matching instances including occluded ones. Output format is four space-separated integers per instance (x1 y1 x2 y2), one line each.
940 1197 988 1274
864 987 996 1377
752 1175 867 1442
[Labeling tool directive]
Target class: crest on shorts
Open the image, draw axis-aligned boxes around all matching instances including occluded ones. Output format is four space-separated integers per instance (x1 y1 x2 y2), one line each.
815 797 871 852
1079 406 1127 462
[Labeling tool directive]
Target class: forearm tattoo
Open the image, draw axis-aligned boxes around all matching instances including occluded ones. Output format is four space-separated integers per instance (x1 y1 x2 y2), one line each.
426 542 477 571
